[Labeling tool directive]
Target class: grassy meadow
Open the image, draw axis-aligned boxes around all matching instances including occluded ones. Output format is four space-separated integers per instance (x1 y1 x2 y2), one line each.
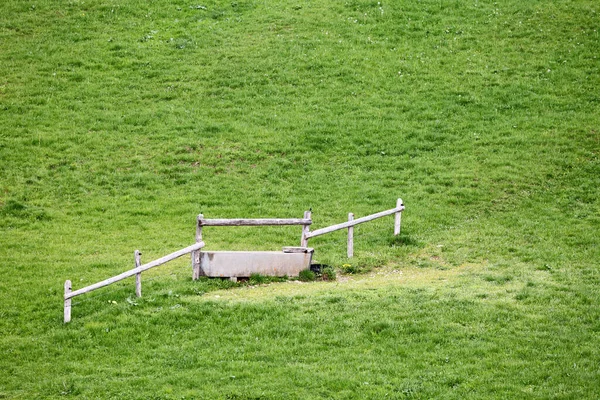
1 0 599 398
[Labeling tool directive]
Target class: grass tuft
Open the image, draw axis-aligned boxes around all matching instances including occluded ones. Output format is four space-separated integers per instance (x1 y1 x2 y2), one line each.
298 269 316 282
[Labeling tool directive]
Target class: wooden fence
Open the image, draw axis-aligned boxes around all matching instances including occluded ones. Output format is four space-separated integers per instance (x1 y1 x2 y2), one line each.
64 198 405 323
194 198 404 260
64 241 205 323
302 198 404 258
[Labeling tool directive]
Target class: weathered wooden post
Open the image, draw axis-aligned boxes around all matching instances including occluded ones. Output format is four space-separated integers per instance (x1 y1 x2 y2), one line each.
192 214 203 280
394 198 403 236
135 250 142 297
301 210 311 247
347 213 354 258
64 280 72 323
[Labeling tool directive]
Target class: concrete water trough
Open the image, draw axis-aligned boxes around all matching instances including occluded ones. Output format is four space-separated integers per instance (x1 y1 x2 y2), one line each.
192 247 314 280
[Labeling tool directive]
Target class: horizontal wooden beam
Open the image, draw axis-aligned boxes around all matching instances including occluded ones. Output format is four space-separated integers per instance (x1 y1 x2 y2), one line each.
199 218 312 226
66 241 205 300
305 206 404 239
282 247 314 253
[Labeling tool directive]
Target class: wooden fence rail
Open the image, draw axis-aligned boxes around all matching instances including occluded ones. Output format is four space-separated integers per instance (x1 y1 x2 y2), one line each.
198 218 312 226
303 199 404 258
64 241 205 323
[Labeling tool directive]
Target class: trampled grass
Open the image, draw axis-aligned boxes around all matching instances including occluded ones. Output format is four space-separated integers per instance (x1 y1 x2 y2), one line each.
1 0 599 398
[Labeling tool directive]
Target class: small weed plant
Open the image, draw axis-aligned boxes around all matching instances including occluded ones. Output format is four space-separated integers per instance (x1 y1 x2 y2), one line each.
249 273 268 285
298 269 317 282
320 266 336 281
341 263 371 274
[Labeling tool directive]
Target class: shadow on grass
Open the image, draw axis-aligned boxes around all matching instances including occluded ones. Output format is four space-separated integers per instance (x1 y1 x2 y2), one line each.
387 232 422 248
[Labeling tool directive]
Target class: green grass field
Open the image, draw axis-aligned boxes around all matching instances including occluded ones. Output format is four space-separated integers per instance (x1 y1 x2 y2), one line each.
1 0 599 398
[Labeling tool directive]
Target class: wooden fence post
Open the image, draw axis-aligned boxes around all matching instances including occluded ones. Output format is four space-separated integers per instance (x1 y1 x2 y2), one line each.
135 250 142 297
196 214 203 243
394 198 403 236
192 214 203 280
347 213 354 258
64 280 72 323
301 210 311 247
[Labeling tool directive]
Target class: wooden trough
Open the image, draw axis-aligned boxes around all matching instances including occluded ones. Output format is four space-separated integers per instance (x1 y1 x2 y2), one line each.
192 247 313 280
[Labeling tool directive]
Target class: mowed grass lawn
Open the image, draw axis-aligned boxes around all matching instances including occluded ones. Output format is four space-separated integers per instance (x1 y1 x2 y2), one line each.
1 0 599 398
